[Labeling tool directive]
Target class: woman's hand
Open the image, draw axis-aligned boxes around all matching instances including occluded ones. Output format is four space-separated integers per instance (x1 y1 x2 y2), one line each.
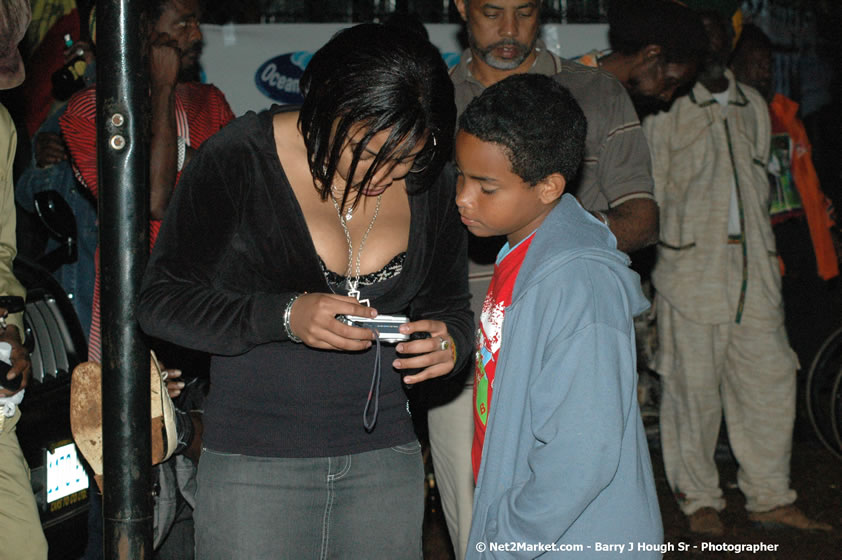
288 293 378 351
392 319 456 385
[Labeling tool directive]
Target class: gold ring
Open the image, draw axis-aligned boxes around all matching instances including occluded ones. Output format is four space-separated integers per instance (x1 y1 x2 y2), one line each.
438 336 449 351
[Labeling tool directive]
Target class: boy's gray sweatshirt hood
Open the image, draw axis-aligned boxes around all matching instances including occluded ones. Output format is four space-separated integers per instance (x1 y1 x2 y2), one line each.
512 194 649 318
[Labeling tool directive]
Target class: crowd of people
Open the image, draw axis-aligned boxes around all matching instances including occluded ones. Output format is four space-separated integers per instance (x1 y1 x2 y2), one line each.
0 0 838 558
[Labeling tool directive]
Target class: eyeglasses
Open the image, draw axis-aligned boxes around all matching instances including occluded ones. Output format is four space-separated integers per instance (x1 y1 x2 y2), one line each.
409 131 437 174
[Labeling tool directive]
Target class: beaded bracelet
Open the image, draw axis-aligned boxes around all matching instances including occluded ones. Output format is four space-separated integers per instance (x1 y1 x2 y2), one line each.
283 293 304 343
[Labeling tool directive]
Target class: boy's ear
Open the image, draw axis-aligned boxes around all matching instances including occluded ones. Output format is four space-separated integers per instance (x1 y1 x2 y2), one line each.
538 173 566 204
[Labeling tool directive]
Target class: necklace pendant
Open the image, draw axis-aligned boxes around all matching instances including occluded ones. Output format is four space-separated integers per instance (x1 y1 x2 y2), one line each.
346 281 369 306
348 288 370 306
347 279 360 301
345 208 354 221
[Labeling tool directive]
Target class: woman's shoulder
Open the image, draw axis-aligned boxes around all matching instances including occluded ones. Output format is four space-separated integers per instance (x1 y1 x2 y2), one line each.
212 107 266 138
209 104 299 147
198 106 279 161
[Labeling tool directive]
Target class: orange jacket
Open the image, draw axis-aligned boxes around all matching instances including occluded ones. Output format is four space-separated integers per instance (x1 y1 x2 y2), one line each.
770 94 838 280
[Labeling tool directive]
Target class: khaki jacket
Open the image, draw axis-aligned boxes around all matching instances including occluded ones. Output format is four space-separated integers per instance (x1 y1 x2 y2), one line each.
644 71 782 326
0 104 26 335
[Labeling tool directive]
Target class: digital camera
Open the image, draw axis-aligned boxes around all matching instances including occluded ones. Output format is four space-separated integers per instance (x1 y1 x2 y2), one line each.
336 314 410 343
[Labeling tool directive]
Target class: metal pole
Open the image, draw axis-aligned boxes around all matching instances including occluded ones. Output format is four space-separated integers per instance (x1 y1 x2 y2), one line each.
96 0 153 557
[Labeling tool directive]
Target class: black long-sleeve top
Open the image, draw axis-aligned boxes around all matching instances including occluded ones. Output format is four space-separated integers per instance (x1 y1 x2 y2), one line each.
137 107 474 457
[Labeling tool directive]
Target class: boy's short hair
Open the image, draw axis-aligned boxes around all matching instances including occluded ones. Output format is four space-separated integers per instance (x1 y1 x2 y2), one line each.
458 74 586 186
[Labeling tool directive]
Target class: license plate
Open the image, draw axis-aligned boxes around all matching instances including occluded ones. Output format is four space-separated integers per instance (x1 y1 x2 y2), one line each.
46 441 89 505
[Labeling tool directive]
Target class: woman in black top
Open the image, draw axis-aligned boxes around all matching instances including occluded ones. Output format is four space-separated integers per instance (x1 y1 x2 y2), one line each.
137 23 472 559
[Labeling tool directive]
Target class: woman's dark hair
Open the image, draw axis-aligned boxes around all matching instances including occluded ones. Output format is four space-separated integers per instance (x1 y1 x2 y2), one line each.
383 12 429 40
459 74 586 186
299 23 455 209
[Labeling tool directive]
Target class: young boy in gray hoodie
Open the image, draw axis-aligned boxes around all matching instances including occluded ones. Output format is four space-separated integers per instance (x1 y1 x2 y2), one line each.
455 74 662 559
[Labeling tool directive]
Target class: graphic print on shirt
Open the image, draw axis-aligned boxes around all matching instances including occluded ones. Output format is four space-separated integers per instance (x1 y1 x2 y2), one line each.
768 131 803 223
471 233 534 481
475 294 506 426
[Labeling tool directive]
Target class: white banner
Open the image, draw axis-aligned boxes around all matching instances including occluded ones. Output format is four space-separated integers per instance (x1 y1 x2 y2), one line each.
199 23 609 116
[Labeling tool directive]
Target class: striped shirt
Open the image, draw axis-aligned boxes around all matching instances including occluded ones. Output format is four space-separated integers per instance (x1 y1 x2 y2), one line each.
60 82 235 361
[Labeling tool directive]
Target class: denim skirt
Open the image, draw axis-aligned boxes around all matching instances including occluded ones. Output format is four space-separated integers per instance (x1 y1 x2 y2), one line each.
194 441 424 559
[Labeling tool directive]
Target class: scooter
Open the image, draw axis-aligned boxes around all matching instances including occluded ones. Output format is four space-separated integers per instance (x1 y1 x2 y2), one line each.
13 189 90 557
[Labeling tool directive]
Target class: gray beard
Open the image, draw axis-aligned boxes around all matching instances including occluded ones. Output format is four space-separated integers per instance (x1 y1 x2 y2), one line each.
468 32 537 71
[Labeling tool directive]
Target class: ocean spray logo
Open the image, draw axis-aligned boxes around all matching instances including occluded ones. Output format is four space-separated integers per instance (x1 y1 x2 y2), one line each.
255 51 312 104
254 50 460 104
442 52 461 69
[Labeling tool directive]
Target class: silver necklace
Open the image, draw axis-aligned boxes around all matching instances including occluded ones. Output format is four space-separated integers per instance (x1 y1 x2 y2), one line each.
330 192 384 304
331 186 355 221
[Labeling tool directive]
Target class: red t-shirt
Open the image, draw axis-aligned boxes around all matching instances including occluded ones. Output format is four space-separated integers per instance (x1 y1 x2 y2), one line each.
60 82 235 362
472 233 535 481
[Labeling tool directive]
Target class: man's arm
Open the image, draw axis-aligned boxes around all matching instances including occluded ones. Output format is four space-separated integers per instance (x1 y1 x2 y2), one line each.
148 32 182 220
603 197 660 253
0 105 26 337
588 73 659 253
0 106 30 395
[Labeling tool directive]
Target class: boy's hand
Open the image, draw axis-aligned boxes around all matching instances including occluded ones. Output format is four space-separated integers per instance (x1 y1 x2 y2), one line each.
392 319 456 385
